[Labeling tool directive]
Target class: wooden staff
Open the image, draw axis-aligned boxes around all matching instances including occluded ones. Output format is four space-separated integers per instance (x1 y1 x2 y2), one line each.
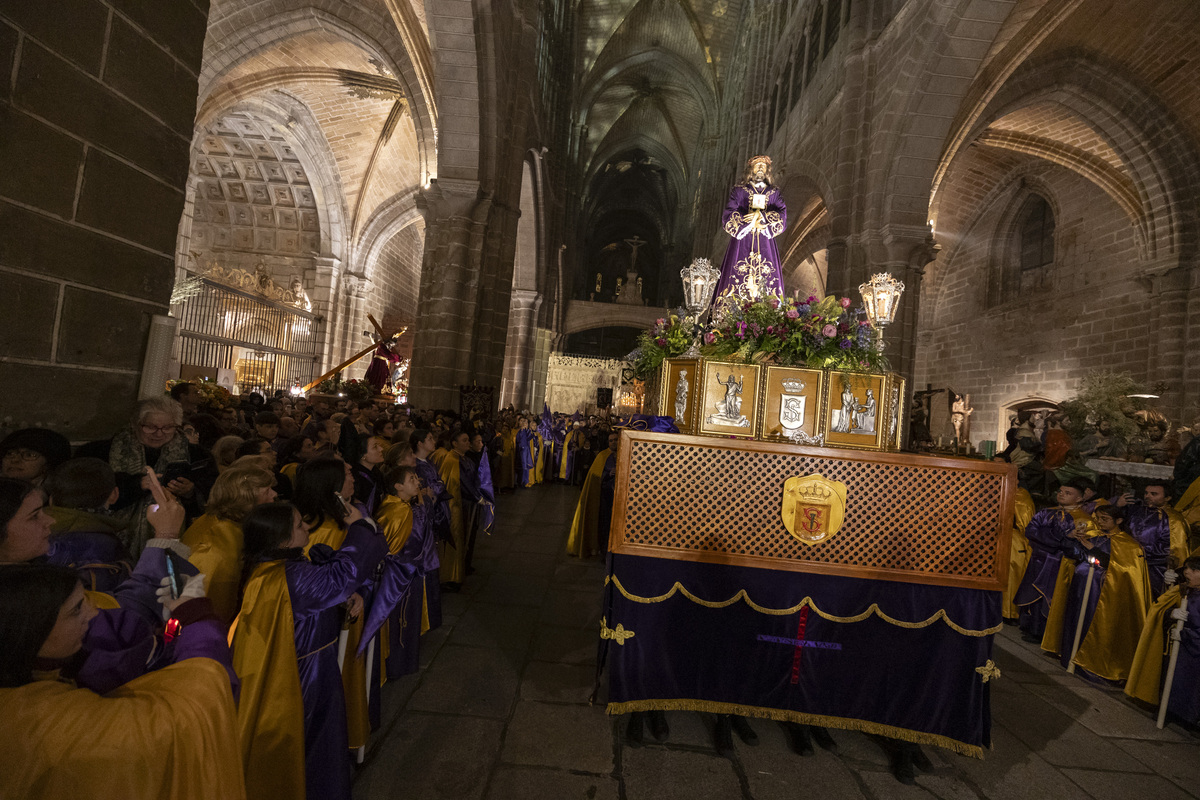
1067 554 1099 675
1157 593 1190 729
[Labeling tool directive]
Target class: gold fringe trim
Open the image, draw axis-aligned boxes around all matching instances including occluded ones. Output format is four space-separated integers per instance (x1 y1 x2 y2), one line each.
605 699 985 759
605 575 1002 637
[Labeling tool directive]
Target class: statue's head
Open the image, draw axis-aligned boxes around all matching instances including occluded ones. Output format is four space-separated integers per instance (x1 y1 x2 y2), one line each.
745 155 772 185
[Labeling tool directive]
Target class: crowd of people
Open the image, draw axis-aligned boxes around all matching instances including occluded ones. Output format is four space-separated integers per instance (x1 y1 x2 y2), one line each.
5 382 1199 795
997 422 1200 728
0 383 612 799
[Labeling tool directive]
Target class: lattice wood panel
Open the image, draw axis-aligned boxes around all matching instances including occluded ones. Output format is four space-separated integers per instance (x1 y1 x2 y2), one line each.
611 431 1015 590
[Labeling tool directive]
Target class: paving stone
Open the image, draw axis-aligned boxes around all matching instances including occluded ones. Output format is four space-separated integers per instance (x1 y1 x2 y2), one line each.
407 644 519 718
494 551 558 577
484 766 620 800
952 720 1100 800
1111 739 1200 798
913 774 985 799
509 532 568 555
354 713 503 800
1060 769 1194 800
739 732 867 800
500 700 615 773
1023 681 1186 743
530 625 600 665
520 661 597 704
473 571 551 607
541 588 605 629
621 747 744 800
859 769 940 798
448 603 537 653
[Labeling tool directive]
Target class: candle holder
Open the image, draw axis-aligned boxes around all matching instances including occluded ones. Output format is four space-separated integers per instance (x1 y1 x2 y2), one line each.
858 272 906 354
680 258 721 357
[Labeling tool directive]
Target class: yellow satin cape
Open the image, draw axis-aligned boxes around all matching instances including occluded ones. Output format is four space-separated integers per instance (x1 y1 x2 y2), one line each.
566 449 611 558
430 447 449 471
305 519 372 751
1176 475 1200 531
1162 506 1190 568
1002 489 1035 620
437 451 466 584
1040 508 1096 655
558 429 577 480
497 430 516 490
0 658 246 800
377 495 414 554
280 461 300 485
1071 530 1152 680
230 560 306 800
182 514 244 624
84 589 121 610
1125 585 1184 704
533 433 546 484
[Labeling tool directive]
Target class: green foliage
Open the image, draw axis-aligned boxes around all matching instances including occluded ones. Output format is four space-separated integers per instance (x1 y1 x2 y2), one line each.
631 313 693 378
314 377 376 404
1057 370 1144 441
699 295 887 372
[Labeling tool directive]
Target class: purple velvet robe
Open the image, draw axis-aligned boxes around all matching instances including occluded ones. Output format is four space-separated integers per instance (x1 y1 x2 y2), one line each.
1167 590 1200 723
1055 538 1110 670
516 429 536 487
1015 508 1080 637
714 183 787 306
284 521 387 800
1125 504 1173 596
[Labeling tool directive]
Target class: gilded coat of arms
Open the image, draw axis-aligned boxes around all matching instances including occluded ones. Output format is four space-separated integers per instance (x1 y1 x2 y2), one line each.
781 473 848 545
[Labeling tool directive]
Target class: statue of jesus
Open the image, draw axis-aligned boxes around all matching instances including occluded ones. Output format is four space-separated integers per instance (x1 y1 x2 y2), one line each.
713 155 787 315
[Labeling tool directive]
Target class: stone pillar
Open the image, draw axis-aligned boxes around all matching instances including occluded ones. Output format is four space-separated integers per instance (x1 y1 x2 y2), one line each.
408 179 492 409
1143 265 1189 424
310 256 341 370
0 1 209 440
500 288 541 409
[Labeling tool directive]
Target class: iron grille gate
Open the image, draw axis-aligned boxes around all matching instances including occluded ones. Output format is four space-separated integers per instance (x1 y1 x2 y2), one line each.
177 275 322 395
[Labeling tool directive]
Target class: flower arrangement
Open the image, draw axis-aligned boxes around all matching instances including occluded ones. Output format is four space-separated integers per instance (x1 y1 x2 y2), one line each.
701 295 887 371
166 378 232 407
630 313 694 377
314 377 376 404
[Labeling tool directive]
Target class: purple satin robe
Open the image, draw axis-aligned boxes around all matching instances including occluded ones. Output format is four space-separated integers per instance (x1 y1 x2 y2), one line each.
1055 539 1110 670
1015 508 1079 637
714 183 787 305
284 521 387 800
1167 590 1200 723
1125 504 1173 596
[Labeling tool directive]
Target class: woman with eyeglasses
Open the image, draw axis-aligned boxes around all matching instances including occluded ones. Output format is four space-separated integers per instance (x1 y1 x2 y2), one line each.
0 428 72 487
77 396 209 557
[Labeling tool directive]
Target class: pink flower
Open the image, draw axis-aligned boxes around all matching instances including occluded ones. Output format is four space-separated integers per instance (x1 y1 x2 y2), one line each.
822 324 837 338
786 309 799 319
807 295 817 303
839 297 851 308
656 318 665 326
704 331 716 344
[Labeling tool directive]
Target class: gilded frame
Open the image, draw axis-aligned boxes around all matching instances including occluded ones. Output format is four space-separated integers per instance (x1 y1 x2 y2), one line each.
659 357 702 434
822 371 887 450
756 366 825 443
696 360 761 440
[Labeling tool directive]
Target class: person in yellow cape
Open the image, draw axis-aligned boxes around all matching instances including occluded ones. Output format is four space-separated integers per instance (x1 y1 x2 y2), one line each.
182 463 277 624
1052 505 1152 680
232 499 386 800
0 562 245 800
1126 556 1200 716
278 434 317 488
292 457 381 760
496 424 516 491
1123 480 1191 597
437 431 470 589
1001 487 1035 622
430 431 451 472
532 422 546 485
558 423 581 481
567 430 618 558
365 464 425 678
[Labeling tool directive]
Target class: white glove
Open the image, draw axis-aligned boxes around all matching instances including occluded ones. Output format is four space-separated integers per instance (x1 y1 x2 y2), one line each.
156 573 208 620
1164 569 1178 586
1170 608 1189 622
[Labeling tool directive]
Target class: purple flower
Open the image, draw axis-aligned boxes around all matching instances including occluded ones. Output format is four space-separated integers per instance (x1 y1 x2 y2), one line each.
807 295 818 303
822 324 837 338
656 337 667 346
840 338 852 349
786 309 799 320
704 331 716 345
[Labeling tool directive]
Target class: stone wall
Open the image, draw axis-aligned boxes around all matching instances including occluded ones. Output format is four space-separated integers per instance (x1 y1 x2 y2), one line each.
0 0 208 440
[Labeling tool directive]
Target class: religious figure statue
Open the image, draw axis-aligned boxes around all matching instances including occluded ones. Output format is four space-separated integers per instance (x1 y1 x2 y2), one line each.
831 383 857 433
674 369 689 421
288 276 312 311
855 389 876 434
950 392 973 445
706 371 750 427
713 155 788 315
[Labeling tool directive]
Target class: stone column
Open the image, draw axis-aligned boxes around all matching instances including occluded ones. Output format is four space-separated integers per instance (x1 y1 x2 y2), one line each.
500 288 541 408
310 256 342 370
1143 264 1189 423
408 178 492 409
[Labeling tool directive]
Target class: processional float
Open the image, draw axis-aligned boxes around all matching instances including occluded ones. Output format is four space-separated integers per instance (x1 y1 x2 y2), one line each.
601 201 1016 755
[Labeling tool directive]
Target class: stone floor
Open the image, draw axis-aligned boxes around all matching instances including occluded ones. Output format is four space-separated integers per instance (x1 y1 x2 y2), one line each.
353 483 1200 800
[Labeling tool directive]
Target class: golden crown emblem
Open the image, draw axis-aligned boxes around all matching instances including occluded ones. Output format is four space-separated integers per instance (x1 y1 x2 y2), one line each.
781 378 805 393
797 483 832 502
